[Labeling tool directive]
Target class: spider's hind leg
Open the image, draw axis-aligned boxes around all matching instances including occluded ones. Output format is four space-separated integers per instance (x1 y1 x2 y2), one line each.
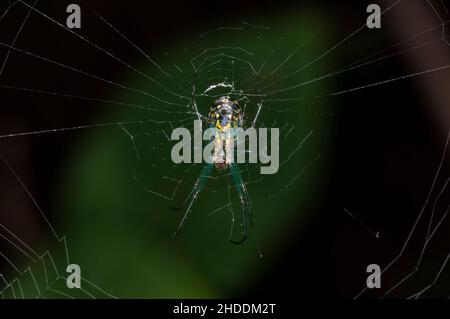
229 163 253 245
172 163 213 239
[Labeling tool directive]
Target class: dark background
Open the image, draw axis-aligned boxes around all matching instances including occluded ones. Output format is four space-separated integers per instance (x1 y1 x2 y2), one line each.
0 0 449 298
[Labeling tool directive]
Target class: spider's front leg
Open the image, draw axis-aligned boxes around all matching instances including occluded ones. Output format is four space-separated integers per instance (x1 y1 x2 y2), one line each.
172 163 213 239
229 163 254 245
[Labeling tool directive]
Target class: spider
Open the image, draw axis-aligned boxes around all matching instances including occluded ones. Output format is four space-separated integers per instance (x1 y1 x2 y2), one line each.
171 96 254 245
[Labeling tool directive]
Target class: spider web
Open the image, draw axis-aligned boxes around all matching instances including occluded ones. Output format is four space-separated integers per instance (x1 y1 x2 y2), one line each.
0 0 449 298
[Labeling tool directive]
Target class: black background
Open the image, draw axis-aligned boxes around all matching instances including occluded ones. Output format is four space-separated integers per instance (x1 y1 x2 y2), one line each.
0 0 449 299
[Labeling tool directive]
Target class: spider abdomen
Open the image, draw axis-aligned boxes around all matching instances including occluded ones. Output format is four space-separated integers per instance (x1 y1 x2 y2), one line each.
207 96 243 169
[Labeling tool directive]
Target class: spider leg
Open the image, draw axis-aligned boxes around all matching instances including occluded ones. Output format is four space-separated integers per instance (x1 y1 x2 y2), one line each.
172 163 213 239
170 179 202 211
229 163 253 245
169 186 195 211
